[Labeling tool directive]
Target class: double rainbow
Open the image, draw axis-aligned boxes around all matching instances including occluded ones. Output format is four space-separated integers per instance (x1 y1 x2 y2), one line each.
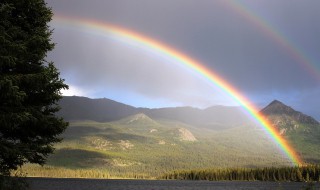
52 15 303 166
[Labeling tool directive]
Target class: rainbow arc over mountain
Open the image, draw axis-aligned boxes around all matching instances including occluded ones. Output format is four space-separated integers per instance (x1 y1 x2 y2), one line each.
53 15 303 166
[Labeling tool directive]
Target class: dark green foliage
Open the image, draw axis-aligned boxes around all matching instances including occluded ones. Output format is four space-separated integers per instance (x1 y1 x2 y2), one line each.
0 0 68 176
162 165 320 182
0 175 28 190
48 148 111 169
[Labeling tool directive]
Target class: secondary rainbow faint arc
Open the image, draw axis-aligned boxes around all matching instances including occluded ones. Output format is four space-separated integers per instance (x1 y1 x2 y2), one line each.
53 15 303 166
222 0 320 82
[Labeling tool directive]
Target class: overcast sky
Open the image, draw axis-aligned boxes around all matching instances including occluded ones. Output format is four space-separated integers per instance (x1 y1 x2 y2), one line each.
46 0 320 120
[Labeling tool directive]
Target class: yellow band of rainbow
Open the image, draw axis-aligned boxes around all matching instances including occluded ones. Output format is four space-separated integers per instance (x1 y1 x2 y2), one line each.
52 15 303 166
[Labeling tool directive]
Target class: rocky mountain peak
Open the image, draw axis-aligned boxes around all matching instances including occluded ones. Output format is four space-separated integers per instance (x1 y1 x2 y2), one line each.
260 100 319 128
261 100 296 115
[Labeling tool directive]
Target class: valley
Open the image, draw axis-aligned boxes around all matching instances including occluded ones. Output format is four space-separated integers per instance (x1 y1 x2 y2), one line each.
21 96 320 179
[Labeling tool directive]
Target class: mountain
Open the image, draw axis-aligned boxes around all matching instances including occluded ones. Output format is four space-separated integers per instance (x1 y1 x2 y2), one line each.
57 96 140 122
25 97 319 179
58 96 250 129
261 100 320 163
146 106 250 129
261 99 319 133
261 100 319 125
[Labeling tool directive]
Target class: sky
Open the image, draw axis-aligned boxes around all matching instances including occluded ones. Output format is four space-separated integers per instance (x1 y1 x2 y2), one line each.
46 0 320 120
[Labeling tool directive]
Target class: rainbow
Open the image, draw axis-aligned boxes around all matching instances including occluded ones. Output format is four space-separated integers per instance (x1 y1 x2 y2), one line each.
222 1 320 82
52 15 303 166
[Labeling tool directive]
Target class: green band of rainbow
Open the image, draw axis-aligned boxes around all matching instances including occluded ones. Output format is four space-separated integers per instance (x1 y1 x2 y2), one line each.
52 15 303 166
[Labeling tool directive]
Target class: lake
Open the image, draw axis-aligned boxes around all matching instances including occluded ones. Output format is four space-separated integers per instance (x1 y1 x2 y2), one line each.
27 178 319 190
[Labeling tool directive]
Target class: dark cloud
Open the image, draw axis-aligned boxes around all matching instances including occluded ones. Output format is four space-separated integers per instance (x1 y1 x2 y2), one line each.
46 0 320 119
48 25 233 108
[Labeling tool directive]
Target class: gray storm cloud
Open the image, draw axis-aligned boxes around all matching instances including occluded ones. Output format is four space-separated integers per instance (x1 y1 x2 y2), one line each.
48 26 234 107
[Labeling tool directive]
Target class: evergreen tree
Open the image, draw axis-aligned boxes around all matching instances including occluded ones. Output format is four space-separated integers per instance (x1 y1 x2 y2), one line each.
0 0 68 176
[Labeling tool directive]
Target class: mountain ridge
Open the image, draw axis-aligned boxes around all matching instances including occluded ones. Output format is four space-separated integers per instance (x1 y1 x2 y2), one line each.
58 96 319 129
58 96 251 129
57 96 141 122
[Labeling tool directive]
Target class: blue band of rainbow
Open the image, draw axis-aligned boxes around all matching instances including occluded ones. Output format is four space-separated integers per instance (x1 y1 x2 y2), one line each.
52 15 303 166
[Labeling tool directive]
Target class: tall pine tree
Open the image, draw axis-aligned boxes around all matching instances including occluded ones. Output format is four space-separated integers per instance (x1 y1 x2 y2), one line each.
0 0 68 175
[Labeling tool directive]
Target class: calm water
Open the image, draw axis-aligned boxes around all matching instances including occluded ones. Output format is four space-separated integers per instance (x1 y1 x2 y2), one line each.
27 178 319 190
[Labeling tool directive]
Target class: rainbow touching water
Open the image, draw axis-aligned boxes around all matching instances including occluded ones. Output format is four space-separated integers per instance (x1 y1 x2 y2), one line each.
52 15 303 166
222 1 320 82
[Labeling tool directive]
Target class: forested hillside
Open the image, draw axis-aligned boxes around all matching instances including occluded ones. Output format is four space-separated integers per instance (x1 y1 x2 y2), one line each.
261 100 320 163
21 97 320 179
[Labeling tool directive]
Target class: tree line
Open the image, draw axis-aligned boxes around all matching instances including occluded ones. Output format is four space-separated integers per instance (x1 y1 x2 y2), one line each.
162 165 320 182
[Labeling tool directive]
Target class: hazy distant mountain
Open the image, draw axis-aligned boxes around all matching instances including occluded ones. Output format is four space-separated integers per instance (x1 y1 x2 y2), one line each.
145 106 250 129
57 96 140 122
58 96 250 129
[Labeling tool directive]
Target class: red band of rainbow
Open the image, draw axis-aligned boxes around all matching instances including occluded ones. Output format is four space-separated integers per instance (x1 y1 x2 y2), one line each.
52 15 303 166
